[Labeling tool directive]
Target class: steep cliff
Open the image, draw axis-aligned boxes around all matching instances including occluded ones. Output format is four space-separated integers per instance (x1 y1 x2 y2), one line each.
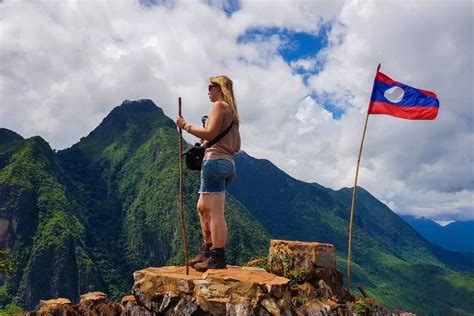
0 135 105 308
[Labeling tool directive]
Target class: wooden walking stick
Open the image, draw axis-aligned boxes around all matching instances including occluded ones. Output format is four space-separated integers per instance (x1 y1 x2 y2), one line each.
178 97 190 275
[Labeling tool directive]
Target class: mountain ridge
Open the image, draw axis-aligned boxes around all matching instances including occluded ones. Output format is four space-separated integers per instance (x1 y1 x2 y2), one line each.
401 215 474 253
231 151 474 271
0 128 23 150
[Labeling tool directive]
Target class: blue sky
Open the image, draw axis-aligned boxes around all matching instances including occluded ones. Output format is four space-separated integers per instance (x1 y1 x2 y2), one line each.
237 27 328 64
236 24 345 119
0 0 472 222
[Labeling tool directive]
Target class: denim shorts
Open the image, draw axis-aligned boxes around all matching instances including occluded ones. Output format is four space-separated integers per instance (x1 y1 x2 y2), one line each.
199 159 236 194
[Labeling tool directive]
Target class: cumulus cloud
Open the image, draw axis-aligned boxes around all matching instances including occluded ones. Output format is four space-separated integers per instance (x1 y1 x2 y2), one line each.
0 0 472 221
290 58 316 72
306 0 473 221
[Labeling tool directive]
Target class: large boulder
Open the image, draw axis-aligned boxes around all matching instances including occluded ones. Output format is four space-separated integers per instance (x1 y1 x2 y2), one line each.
78 291 122 315
132 265 291 315
268 240 345 299
269 240 336 273
24 292 122 316
25 298 78 315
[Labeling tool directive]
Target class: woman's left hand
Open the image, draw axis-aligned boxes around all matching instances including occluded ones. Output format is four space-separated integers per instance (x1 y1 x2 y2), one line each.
176 116 187 129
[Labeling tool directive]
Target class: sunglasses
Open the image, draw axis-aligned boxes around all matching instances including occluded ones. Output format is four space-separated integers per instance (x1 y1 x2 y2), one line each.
208 84 220 91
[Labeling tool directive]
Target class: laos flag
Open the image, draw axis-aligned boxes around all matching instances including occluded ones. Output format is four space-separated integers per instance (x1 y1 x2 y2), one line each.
368 70 439 120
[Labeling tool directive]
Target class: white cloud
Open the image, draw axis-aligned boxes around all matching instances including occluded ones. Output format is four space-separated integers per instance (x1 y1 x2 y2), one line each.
290 58 316 72
306 0 474 221
0 0 472 221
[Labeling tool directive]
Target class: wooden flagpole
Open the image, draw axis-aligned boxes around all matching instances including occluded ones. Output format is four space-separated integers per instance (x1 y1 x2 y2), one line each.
346 64 380 292
178 97 189 275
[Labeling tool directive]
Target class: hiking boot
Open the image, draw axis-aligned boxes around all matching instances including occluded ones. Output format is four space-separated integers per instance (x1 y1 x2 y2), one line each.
188 243 212 266
194 247 227 272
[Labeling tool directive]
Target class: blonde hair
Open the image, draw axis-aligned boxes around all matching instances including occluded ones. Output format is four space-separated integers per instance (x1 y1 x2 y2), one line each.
209 75 240 124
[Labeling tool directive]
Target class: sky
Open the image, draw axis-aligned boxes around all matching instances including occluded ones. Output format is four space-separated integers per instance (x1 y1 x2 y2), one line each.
0 0 472 223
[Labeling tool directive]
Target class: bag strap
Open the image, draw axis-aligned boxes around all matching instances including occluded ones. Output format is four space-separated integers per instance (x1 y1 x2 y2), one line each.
207 121 234 147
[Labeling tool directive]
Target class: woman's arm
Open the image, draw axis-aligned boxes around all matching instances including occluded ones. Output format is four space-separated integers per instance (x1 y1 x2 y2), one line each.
176 101 226 141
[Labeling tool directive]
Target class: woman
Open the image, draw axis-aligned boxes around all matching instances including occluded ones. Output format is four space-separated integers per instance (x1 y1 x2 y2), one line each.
176 75 241 272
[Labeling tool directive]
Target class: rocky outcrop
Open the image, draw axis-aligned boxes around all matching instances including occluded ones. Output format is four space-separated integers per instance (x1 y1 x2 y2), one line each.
132 265 291 315
268 239 346 299
269 240 336 270
25 298 77 315
25 240 394 315
121 295 154 316
24 292 122 316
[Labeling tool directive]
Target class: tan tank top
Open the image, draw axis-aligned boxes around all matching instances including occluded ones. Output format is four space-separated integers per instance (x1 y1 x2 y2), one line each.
204 103 241 162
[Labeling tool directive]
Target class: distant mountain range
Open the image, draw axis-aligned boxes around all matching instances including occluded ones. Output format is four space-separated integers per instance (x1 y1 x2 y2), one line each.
0 99 473 315
401 215 474 253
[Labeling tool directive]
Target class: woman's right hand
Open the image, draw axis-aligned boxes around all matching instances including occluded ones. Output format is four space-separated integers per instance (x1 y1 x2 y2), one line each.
176 116 187 129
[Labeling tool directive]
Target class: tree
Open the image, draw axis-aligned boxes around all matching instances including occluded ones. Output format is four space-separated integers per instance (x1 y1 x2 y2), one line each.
0 250 13 275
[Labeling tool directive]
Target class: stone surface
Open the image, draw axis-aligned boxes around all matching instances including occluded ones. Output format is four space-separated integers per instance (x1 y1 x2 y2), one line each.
269 240 336 272
132 265 290 315
77 291 123 315
226 301 255 316
25 298 77 315
40 298 72 305
260 296 280 315
296 300 331 316
312 267 345 298
25 292 122 316
80 291 108 304
121 295 154 316
166 296 199 316
268 239 347 301
290 282 318 300
25 240 395 316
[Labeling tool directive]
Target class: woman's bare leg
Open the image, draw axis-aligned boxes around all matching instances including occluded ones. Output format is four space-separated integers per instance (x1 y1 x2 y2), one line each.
197 194 212 244
202 193 227 248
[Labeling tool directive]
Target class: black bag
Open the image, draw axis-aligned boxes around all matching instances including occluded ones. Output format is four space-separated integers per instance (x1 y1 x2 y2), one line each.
183 143 206 170
183 122 233 171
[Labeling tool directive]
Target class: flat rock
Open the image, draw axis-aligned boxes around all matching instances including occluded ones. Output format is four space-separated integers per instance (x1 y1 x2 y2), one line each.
77 291 122 316
80 291 108 304
39 298 72 306
269 240 336 270
121 295 136 305
133 266 290 315
26 298 78 315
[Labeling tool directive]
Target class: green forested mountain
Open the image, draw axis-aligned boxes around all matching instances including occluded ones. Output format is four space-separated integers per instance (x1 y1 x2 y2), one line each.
0 100 269 310
0 132 105 309
0 99 472 315
229 152 474 315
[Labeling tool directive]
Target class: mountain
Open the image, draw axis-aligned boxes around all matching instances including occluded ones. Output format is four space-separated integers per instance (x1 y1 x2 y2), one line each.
0 129 23 154
0 134 105 308
229 152 474 314
0 100 269 310
0 99 473 315
401 215 474 253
